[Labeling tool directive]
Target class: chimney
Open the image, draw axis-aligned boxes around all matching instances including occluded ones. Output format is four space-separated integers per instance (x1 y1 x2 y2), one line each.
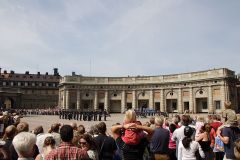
53 68 59 76
10 70 15 74
72 72 76 76
25 71 29 75
46 72 48 75
4 70 7 74
37 72 40 75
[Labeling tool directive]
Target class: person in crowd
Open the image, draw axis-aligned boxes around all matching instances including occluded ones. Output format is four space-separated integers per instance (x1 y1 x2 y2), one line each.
172 114 191 158
222 101 236 122
12 132 37 160
121 109 146 145
195 116 205 139
94 122 117 160
10 122 39 160
45 124 89 160
173 114 181 128
77 124 86 135
35 136 56 160
0 140 8 160
195 123 214 160
213 128 225 160
1 125 17 158
218 106 240 160
111 118 154 160
168 123 177 160
149 117 155 129
48 123 61 147
79 133 99 160
16 121 29 133
211 115 222 132
234 138 240 159
178 126 205 160
70 122 78 131
34 125 54 154
150 116 170 160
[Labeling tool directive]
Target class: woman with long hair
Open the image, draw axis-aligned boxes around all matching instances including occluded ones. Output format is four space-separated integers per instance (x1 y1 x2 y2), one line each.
195 123 214 160
78 133 99 160
178 126 205 160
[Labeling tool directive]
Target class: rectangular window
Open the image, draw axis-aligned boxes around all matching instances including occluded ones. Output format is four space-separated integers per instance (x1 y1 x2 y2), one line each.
215 101 221 109
202 101 208 109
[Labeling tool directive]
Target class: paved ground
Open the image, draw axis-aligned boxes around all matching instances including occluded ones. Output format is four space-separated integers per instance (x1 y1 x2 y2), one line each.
21 114 151 135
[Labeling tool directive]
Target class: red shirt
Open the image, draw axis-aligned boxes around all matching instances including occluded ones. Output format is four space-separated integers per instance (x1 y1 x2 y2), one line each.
45 142 88 160
211 121 222 131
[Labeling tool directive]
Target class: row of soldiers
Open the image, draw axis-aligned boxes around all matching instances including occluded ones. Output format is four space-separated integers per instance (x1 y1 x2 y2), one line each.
59 110 109 121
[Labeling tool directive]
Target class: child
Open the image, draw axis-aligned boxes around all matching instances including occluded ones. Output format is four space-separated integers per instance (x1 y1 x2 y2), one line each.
121 110 145 145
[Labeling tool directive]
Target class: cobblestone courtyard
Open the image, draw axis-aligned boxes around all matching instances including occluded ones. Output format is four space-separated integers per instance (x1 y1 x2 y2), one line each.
22 114 151 134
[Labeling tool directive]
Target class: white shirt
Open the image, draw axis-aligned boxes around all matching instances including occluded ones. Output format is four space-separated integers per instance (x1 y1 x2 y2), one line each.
178 140 205 160
172 126 186 142
36 133 53 153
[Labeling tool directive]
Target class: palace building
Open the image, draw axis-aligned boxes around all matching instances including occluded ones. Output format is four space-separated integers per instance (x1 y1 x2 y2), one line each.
0 68 60 109
59 68 239 113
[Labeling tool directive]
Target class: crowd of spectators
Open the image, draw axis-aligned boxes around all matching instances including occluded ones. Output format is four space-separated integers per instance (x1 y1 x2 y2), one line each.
0 101 240 160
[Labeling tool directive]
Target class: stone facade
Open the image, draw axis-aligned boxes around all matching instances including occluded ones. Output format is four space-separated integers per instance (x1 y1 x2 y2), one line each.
59 68 239 113
0 68 60 109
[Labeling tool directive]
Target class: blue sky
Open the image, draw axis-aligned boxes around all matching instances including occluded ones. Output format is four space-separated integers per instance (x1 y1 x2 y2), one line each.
0 0 240 77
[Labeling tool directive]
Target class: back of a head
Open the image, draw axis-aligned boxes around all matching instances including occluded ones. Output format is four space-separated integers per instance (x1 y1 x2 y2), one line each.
70 122 77 130
182 126 194 149
184 126 194 138
77 125 85 134
60 125 73 142
43 136 56 148
149 117 155 124
97 122 106 134
204 123 212 133
32 125 44 135
3 125 17 139
17 122 29 133
181 115 191 126
51 123 60 133
225 101 232 109
169 123 177 133
154 116 164 127
124 110 136 123
12 132 36 157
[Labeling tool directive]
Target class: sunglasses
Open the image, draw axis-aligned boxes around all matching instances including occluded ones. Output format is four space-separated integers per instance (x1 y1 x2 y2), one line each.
79 142 87 145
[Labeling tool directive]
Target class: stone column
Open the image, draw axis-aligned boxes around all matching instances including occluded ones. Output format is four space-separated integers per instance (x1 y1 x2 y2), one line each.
160 89 165 112
149 90 154 109
77 90 81 110
235 86 238 111
121 90 126 113
189 87 194 113
94 90 98 110
62 90 66 109
226 83 229 101
178 88 183 113
208 86 213 113
132 90 136 109
58 90 61 107
104 90 109 111
220 84 225 111
66 90 70 110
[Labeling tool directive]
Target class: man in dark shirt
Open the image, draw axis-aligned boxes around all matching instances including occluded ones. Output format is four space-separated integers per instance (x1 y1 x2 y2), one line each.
150 116 170 160
94 122 117 160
